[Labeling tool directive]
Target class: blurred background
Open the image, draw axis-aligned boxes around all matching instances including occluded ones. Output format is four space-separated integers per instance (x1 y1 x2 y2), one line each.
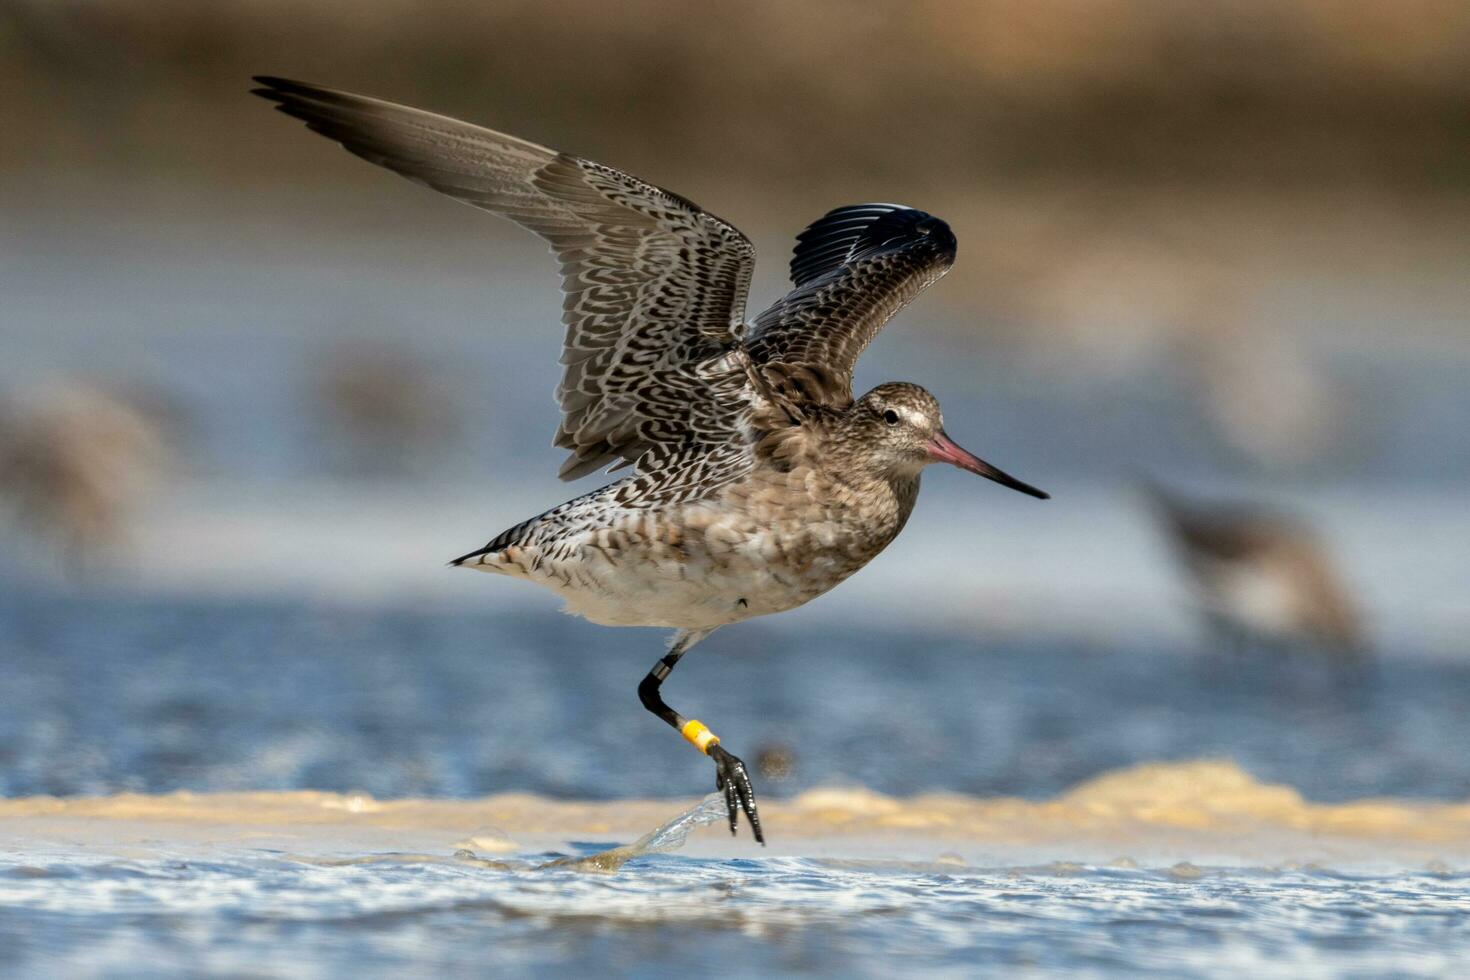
2 0 1468 803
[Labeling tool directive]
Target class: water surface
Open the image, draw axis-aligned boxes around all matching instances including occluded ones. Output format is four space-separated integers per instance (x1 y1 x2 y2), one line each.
2 595 1469 977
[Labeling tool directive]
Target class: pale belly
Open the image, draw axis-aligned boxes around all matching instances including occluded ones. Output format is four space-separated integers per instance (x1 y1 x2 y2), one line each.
492 505 898 630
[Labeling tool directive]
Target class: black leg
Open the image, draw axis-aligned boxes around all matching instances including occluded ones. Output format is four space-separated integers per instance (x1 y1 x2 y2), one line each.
637 629 764 844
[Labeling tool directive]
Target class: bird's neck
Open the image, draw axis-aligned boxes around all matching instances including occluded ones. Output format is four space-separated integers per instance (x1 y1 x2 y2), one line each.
818 449 922 526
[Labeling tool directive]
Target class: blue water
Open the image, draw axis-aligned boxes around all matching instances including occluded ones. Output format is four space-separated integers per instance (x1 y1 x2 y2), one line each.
2 849 1467 978
1 593 1469 977
3 592 1469 803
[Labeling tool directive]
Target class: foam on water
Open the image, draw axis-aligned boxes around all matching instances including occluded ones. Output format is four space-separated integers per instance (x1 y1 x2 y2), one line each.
5 760 1468 858
2 772 1468 978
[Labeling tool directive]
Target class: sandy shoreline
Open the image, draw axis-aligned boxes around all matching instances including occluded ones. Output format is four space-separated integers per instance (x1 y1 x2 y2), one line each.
5 760 1467 870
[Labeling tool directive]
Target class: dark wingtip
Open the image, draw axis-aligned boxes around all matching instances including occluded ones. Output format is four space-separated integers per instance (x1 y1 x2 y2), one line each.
249 76 334 109
789 204 954 287
249 75 286 99
251 75 306 92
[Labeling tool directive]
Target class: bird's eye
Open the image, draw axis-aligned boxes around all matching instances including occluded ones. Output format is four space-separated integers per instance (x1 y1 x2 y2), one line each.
882 409 900 426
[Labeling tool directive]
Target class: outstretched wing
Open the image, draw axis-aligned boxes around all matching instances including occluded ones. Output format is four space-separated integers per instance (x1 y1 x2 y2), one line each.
745 204 956 411
253 77 757 480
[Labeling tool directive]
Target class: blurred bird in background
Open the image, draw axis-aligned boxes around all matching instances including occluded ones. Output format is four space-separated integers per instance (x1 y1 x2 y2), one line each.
0 384 174 568
1143 481 1367 667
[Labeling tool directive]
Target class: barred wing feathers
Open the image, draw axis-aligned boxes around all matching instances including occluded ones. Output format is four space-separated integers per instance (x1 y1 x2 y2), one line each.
253 76 756 479
746 204 956 410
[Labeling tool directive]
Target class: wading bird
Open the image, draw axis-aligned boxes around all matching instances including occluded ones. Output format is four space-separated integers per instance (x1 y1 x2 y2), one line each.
254 77 1049 842
1144 482 1366 664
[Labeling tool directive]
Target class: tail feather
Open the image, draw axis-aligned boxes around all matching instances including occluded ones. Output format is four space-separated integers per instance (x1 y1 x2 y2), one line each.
448 546 494 567
450 511 544 569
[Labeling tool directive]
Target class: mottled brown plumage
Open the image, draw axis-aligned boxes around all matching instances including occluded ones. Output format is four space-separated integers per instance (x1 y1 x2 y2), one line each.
457 384 949 632
254 77 1048 844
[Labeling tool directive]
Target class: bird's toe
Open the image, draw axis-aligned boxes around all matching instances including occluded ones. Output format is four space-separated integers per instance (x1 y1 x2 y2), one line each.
710 744 764 844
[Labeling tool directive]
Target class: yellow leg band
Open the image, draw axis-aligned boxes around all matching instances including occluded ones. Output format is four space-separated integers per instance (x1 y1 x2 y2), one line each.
680 719 720 755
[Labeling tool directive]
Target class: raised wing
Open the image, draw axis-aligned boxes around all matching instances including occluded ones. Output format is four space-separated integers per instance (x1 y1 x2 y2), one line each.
253 77 757 480
745 204 956 410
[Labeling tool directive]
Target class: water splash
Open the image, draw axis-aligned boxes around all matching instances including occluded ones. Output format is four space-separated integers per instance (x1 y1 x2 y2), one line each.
536 793 729 873
284 795 728 875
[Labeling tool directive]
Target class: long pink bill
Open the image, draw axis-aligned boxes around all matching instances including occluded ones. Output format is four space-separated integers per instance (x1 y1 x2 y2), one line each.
926 430 1049 499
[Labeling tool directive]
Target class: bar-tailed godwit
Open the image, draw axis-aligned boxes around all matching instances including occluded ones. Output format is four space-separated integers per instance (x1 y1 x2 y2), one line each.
254 77 1049 842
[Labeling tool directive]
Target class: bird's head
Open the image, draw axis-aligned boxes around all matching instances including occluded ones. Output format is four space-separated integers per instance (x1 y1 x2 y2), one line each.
849 383 1048 498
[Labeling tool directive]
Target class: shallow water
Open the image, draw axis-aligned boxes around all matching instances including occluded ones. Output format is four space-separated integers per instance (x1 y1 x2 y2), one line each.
2 594 1470 976
3 592 1469 803
1 826 1467 978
